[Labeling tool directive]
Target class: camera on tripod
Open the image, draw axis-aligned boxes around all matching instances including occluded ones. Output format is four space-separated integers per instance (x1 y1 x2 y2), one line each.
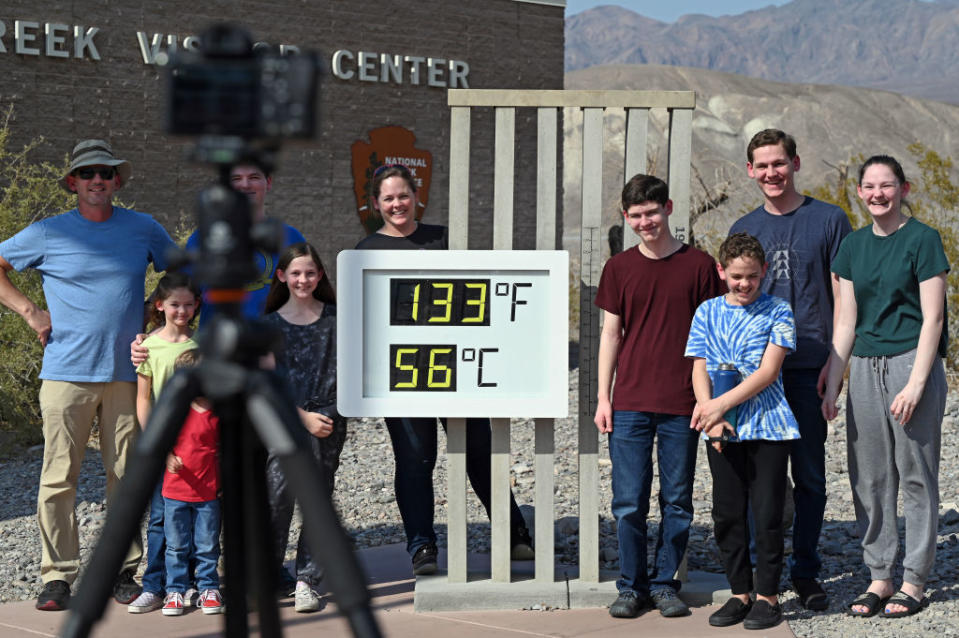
166 23 319 141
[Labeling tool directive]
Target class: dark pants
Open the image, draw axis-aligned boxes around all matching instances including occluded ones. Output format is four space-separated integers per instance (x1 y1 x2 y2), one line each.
782 369 828 580
385 417 528 557
708 440 790 597
267 416 347 587
608 411 697 595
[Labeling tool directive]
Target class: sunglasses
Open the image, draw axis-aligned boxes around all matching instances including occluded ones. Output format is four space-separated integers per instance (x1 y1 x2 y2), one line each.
372 163 409 178
74 166 116 180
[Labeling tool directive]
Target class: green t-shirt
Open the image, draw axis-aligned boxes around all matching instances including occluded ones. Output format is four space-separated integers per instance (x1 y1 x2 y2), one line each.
135 334 198 399
832 217 949 357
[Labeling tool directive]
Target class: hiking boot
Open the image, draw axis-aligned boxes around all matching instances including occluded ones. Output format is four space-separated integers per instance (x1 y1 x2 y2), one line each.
199 588 225 615
36 580 70 611
411 543 438 575
294 582 322 613
113 568 141 604
609 590 645 618
162 591 185 616
128 591 163 614
650 586 691 617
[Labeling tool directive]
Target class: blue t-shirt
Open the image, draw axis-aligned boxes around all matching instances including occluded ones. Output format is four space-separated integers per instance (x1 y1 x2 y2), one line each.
685 293 800 441
186 222 305 323
730 197 851 370
0 207 174 382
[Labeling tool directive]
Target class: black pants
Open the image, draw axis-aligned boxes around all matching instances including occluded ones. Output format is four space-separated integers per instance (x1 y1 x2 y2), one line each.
707 440 790 596
385 417 529 556
266 415 348 587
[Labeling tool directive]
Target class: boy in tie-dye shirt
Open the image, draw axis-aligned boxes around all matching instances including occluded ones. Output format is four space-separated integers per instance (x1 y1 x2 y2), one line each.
684 232 798 631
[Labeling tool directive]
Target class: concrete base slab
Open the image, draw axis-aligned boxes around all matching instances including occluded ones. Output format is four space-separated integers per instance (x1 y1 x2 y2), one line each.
415 563 733 612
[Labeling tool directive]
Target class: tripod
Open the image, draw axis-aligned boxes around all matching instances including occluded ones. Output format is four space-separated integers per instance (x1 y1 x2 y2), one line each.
61 159 382 638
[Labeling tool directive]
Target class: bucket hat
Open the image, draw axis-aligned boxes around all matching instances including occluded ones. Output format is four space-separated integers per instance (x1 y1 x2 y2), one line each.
58 139 132 192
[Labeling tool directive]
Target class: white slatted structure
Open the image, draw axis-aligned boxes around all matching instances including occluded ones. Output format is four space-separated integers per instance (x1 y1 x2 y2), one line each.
443 89 696 590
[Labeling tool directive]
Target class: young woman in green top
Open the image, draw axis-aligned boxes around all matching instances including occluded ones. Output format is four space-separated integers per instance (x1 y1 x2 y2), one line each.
822 155 949 619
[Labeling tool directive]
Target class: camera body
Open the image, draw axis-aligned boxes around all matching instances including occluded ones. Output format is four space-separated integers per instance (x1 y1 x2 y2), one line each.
166 24 319 140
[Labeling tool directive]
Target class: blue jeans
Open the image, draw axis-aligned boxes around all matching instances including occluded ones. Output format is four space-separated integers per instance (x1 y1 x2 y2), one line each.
385 417 529 556
783 369 827 580
164 498 220 592
141 481 166 594
609 411 697 595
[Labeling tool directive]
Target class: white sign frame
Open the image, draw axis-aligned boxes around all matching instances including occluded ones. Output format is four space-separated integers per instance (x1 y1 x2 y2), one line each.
337 249 568 418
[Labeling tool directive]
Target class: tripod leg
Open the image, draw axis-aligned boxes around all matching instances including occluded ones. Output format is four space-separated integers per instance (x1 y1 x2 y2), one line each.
215 399 282 638
246 371 382 638
61 371 199 638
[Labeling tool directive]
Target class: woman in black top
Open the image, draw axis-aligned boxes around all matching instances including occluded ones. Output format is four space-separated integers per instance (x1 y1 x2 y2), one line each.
356 164 533 575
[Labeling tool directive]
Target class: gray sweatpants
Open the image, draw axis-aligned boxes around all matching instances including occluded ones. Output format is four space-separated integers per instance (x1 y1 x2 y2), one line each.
847 349 945 586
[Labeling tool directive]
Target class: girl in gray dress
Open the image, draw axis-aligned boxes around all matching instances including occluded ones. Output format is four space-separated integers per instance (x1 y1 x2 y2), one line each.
263 242 346 613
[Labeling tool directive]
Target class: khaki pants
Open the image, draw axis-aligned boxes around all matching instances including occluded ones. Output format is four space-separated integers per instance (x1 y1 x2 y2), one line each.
38 380 143 584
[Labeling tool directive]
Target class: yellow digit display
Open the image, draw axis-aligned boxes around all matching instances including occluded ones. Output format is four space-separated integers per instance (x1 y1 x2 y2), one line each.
462 282 486 323
393 348 419 388
427 347 453 387
390 279 490 326
389 344 457 391
429 283 453 323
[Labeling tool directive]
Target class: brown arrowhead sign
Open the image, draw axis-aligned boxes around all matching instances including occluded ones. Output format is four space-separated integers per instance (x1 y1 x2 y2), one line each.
351 126 433 235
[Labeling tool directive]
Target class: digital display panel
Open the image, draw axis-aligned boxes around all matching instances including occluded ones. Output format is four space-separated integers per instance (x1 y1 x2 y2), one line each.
337 250 568 418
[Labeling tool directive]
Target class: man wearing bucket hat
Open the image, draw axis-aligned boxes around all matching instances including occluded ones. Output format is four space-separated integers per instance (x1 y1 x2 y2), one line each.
0 139 176 611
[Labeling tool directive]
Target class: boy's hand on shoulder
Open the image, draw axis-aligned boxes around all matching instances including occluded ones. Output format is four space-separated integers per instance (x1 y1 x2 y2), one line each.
166 453 183 474
594 400 613 433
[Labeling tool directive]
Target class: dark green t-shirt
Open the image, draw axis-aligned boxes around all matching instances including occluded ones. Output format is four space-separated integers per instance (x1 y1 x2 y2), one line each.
832 217 950 357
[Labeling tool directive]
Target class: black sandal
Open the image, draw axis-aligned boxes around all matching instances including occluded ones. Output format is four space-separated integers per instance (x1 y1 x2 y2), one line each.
847 591 889 617
793 578 828 611
881 591 928 618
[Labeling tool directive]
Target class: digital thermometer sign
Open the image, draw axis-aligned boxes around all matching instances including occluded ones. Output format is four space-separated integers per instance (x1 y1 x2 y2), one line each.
337 250 569 417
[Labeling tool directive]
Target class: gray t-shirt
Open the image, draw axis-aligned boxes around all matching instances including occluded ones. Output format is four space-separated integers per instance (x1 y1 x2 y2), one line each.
730 196 852 370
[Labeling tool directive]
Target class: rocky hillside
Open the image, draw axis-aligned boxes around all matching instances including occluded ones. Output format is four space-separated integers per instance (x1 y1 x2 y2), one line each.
566 0 959 104
561 63 959 253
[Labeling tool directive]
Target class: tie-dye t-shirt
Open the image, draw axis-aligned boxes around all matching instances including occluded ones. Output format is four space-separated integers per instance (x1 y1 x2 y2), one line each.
685 292 800 441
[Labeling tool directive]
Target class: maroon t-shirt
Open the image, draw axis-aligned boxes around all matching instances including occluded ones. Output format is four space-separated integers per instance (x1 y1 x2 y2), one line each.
594 244 723 415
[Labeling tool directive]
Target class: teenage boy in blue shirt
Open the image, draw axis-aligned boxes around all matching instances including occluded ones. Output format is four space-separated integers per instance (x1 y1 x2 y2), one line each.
730 129 852 611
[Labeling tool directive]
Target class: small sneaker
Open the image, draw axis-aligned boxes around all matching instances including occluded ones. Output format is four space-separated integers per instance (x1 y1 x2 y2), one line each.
709 596 752 627
294 582 322 613
743 599 783 630
184 587 199 608
128 591 163 614
650 586 691 617
609 590 646 618
199 589 225 615
36 580 71 611
411 542 438 575
162 591 184 616
113 568 142 605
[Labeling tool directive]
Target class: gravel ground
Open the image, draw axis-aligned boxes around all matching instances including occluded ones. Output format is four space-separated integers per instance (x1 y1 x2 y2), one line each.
0 370 957 637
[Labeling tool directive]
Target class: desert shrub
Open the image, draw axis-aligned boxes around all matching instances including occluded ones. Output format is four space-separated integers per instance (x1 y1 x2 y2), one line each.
0 108 74 445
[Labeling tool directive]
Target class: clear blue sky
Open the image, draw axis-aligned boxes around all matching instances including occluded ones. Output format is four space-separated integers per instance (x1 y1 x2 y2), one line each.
564 1 792 22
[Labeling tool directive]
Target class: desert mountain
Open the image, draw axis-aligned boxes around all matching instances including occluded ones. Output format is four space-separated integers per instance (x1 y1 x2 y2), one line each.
562 63 959 252
566 0 959 104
